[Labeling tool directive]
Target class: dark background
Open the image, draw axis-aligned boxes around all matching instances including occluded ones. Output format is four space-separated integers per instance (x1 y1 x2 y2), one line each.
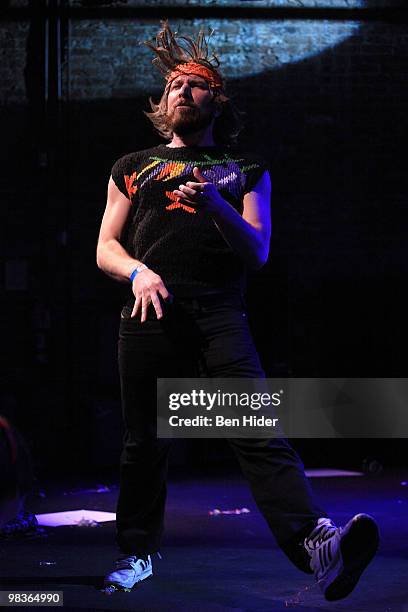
1 0 407 480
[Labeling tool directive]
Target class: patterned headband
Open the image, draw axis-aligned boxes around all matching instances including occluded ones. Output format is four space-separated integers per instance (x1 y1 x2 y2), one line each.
166 62 224 90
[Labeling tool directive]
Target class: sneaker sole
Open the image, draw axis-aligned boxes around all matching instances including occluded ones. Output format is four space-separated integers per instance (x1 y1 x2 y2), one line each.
325 514 379 601
104 567 153 592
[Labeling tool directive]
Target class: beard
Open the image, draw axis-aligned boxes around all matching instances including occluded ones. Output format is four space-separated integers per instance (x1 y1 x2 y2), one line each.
166 104 215 136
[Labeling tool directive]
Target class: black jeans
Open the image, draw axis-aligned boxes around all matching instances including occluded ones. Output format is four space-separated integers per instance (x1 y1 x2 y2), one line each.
116 291 325 572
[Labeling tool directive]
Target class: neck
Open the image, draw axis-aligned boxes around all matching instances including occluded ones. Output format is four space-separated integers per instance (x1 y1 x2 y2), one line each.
167 125 216 148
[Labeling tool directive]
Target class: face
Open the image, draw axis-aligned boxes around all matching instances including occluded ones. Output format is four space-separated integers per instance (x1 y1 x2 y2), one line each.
165 74 218 136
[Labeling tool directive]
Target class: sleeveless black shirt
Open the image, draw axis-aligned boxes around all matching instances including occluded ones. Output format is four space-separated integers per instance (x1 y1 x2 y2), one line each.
111 144 268 298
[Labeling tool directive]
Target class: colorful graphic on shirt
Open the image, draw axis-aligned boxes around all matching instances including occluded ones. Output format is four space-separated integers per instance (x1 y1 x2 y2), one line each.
155 161 188 182
124 171 138 199
124 154 262 213
165 190 197 214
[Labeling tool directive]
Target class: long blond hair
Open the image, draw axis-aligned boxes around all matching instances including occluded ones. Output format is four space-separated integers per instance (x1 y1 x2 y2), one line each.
143 22 243 144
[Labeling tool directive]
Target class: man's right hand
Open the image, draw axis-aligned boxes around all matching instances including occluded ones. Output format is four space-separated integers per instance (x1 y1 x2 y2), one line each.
131 268 173 322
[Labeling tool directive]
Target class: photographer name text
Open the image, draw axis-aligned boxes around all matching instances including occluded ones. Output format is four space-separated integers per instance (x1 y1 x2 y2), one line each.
168 415 279 428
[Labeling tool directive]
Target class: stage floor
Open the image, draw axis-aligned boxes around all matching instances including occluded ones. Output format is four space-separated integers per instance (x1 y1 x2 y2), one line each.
0 469 407 611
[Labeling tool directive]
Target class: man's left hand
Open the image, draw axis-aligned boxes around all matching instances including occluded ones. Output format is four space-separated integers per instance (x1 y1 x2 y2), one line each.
173 167 225 214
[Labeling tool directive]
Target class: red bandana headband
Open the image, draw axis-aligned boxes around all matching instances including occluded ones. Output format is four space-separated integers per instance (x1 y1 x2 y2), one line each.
166 62 223 90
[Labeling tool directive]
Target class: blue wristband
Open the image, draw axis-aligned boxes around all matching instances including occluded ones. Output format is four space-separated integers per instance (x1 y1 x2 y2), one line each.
130 269 138 283
130 264 148 283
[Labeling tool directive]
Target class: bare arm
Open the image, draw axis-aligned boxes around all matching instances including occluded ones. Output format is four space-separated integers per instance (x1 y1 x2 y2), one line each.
96 177 142 282
174 168 272 270
212 171 272 270
96 177 172 321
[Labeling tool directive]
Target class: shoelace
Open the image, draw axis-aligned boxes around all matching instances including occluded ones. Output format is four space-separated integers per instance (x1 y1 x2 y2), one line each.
114 556 150 572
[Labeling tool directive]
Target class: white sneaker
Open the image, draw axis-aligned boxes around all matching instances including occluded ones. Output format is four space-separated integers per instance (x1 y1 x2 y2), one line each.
304 514 379 601
104 554 152 591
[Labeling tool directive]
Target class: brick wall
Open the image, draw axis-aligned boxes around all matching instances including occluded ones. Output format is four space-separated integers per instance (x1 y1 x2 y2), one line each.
0 21 28 105
65 19 361 99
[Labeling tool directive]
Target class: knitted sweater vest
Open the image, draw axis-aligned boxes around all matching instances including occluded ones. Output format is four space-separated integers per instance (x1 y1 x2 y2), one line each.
111 144 268 298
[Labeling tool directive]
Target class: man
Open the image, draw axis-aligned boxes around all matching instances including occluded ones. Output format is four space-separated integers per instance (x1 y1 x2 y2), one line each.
96 22 379 601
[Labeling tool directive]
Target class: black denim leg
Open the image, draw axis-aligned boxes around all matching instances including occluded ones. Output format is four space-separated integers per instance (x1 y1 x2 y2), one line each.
116 299 205 554
194 296 326 572
116 294 325 570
